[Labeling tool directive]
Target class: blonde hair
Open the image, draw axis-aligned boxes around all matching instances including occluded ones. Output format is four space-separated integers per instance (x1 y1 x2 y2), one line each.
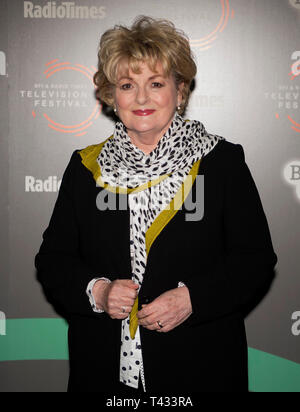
94 16 197 114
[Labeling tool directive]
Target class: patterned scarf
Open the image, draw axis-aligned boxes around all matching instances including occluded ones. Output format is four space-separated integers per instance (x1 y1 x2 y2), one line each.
98 112 223 190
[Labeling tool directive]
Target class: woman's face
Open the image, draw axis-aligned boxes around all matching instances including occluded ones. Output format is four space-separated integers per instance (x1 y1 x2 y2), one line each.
113 61 183 143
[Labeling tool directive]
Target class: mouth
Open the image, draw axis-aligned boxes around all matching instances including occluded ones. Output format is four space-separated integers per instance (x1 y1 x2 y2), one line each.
132 110 156 116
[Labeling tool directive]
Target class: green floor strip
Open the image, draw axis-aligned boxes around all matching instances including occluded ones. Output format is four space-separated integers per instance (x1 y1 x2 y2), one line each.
0 318 68 361
0 318 300 392
248 347 300 392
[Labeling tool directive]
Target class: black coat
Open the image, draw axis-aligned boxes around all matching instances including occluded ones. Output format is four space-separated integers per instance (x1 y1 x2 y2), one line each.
35 139 277 393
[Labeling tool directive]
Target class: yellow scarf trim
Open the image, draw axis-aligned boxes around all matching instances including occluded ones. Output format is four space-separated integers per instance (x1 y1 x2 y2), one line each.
78 137 171 194
129 158 201 339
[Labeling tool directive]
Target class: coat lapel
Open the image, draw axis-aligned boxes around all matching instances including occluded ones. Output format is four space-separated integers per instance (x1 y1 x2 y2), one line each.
145 159 201 258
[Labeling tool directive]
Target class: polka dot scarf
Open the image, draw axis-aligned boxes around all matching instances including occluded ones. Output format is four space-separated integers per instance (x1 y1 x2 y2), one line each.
97 112 224 391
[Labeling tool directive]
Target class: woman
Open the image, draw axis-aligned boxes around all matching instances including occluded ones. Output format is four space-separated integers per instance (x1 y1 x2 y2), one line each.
35 16 277 393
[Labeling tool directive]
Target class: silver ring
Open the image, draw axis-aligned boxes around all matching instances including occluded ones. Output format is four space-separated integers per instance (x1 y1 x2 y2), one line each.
157 321 163 329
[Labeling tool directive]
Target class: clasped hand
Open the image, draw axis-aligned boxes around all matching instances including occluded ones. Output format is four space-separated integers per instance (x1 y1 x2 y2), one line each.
137 287 193 333
93 279 193 333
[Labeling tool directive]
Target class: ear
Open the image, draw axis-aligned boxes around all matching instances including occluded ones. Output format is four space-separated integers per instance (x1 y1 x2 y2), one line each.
177 82 184 106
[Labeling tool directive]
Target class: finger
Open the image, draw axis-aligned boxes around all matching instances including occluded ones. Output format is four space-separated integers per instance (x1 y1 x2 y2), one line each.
129 282 139 289
110 286 138 301
124 283 139 298
119 279 137 286
108 302 135 317
109 309 130 320
110 303 133 318
136 304 148 320
121 280 139 290
119 305 129 314
129 290 139 300
138 313 160 327
156 320 172 332
117 280 139 292
145 323 160 331
137 304 157 319
143 320 168 331
157 326 167 332
119 297 137 307
111 313 130 320
139 318 162 330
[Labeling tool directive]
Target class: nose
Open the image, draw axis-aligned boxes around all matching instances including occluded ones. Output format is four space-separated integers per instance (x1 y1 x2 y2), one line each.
135 86 149 105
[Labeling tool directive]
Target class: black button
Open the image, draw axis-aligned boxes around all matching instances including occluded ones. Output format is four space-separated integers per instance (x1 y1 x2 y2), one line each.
139 295 151 308
143 295 151 304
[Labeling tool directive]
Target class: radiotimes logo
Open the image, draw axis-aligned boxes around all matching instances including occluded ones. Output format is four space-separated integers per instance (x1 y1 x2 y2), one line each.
25 176 61 192
189 0 235 51
20 59 101 137
265 51 300 134
24 1 106 19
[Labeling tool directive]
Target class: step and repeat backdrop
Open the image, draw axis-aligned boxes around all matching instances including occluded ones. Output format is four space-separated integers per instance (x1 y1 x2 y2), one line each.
0 0 300 392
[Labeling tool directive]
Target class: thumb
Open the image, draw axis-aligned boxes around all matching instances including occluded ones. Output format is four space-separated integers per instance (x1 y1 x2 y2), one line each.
123 279 138 287
130 282 139 289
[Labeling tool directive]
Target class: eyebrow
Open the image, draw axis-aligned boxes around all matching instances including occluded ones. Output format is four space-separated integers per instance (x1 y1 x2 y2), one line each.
117 74 164 82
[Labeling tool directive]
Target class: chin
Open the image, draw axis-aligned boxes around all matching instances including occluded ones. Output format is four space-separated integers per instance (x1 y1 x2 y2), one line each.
130 119 157 131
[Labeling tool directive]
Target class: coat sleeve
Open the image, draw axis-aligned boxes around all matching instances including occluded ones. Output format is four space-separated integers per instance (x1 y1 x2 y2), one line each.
35 151 103 318
183 144 278 325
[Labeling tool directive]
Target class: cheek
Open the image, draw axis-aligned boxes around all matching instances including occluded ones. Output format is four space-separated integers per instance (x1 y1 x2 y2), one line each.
156 89 177 108
114 91 132 109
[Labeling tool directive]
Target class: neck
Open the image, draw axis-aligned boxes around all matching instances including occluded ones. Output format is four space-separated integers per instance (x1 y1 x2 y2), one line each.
127 115 176 155
128 132 160 155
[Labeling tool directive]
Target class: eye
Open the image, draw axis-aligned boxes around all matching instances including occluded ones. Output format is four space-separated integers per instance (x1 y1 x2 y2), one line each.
120 83 132 90
152 82 163 88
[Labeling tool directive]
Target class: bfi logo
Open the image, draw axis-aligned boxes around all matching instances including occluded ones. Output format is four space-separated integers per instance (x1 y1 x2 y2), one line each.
283 161 300 201
0 51 6 76
0 311 6 336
